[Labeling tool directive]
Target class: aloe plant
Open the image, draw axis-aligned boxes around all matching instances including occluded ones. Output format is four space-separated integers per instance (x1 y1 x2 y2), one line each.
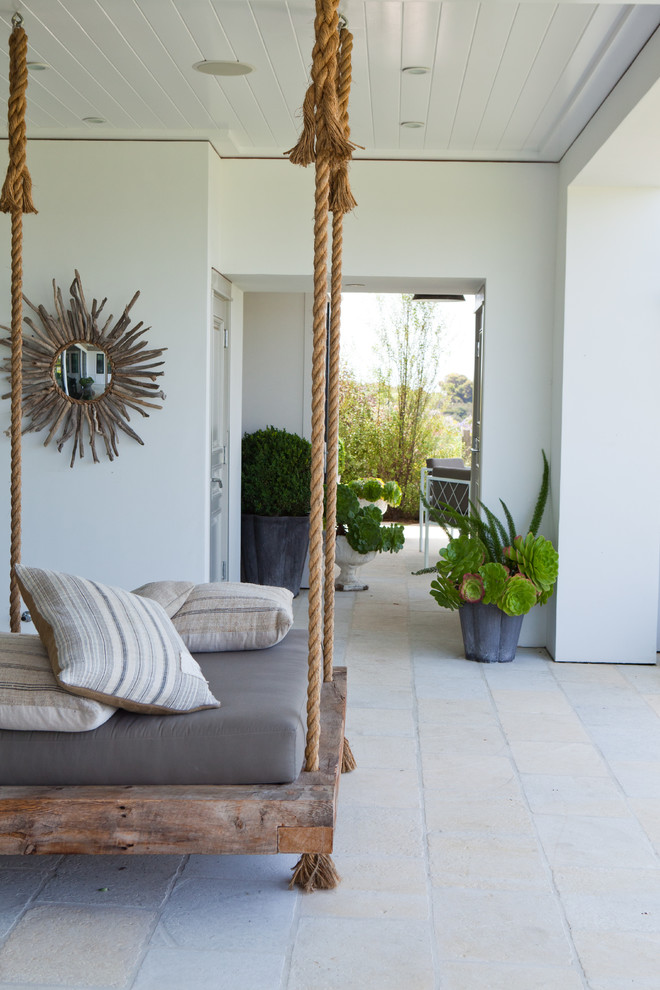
427 451 558 617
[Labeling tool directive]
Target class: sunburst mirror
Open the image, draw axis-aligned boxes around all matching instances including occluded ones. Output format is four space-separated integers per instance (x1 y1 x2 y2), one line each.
2 271 166 467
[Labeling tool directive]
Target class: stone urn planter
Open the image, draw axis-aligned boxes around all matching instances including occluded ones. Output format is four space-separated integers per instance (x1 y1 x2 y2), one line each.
334 535 376 591
458 602 524 663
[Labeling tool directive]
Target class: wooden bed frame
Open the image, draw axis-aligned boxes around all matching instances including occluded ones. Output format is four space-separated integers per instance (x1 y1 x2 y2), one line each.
0 669 346 857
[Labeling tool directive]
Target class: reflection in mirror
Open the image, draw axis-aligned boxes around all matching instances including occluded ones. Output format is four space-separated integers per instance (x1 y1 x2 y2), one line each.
53 344 112 400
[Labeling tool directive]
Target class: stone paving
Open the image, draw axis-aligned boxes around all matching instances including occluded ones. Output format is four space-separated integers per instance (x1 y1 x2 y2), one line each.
0 527 659 989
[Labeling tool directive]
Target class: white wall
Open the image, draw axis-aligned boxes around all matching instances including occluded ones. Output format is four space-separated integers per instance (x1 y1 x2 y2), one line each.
553 186 660 662
0 141 215 628
242 292 312 439
222 159 559 646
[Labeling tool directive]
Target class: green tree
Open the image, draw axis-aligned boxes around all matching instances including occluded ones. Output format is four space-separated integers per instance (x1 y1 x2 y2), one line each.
371 296 446 514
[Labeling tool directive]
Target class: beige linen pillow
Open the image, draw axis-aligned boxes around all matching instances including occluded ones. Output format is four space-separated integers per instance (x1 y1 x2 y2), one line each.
132 580 195 618
16 565 220 715
0 631 117 732
170 582 294 652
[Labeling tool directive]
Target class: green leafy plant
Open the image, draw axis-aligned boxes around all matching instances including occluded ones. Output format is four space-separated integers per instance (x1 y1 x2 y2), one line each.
428 452 558 617
347 476 403 507
241 426 311 516
335 483 405 555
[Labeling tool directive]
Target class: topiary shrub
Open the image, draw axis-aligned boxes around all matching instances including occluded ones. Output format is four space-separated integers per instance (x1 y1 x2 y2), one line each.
241 426 311 516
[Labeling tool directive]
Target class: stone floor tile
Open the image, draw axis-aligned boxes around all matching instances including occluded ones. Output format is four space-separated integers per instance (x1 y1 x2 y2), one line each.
338 767 421 808
571 930 660 987
287 917 434 990
629 797 660 848
153 877 296 952
644 695 660 717
508 740 609 776
497 711 590 743
428 832 549 890
0 856 61 872
181 854 297 882
433 888 573 966
610 761 660 798
618 665 660 693
332 805 424 858
36 855 182 909
316 854 428 896
550 663 629 686
345 735 417 770
416 697 493 722
552 866 660 896
520 774 629 817
490 689 574 715
438 961 586 989
346 682 413 710
298 888 429 920
344 706 415 736
424 792 534 833
132 947 284 990
0 869 49 938
534 815 658 869
0 904 154 987
560 890 660 932
422 755 520 798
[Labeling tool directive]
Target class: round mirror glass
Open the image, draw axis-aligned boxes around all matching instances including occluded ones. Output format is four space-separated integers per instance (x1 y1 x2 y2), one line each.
53 343 112 400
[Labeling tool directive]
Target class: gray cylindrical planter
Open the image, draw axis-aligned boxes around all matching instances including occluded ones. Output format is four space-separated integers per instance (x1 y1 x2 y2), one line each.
241 514 310 597
458 602 524 663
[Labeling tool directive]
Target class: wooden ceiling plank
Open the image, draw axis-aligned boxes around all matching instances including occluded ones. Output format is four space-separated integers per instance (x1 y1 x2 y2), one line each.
17 0 156 128
365 0 404 151
125 0 231 131
498 3 595 152
472 3 557 152
423 2 479 150
449 4 518 151
215 2 300 150
63 0 193 129
531 4 660 157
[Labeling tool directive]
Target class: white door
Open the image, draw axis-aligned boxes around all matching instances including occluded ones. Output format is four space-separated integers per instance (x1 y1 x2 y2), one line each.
210 291 230 582
470 290 485 507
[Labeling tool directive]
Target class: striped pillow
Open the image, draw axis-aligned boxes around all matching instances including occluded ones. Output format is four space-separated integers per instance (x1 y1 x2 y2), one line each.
170 582 294 652
0 631 117 731
131 580 195 619
16 566 220 715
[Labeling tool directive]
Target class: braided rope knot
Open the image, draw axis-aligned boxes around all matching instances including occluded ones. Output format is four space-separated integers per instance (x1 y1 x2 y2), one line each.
0 25 37 215
286 0 357 171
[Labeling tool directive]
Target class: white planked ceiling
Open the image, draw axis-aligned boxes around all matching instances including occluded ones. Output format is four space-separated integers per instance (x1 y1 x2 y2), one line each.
0 0 659 162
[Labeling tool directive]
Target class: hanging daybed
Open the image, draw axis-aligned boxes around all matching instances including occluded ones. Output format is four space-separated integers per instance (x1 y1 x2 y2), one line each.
0 1 356 891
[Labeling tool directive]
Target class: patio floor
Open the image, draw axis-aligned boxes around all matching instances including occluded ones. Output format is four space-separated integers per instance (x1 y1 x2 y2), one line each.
1 526 659 989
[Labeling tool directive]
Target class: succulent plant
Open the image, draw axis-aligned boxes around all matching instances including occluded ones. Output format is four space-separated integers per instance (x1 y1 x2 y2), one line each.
425 451 558 618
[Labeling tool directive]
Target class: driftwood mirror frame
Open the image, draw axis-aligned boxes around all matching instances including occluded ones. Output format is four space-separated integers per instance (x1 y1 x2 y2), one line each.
2 271 166 467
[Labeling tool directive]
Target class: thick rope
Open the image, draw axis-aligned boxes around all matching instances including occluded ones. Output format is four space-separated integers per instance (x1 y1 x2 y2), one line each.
304 145 330 772
1 19 37 633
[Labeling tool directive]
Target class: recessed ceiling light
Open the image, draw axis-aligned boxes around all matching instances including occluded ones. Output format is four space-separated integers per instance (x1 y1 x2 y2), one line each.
401 121 424 129
27 61 50 71
402 66 430 75
82 116 107 125
193 60 254 77
344 282 366 287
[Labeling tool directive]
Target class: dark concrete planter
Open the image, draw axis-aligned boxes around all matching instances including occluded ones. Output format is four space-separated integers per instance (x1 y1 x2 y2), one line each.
458 602 524 663
241 514 310 597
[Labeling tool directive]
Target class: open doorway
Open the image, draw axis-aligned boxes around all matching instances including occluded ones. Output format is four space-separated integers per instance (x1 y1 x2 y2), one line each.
338 288 483 523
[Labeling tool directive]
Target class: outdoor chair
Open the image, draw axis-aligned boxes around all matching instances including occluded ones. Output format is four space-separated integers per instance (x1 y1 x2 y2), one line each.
419 457 472 567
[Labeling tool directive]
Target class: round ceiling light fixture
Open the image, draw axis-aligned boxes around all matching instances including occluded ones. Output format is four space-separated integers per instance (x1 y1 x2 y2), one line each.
402 66 430 75
193 60 254 76
82 116 107 125
400 120 425 129
27 61 50 71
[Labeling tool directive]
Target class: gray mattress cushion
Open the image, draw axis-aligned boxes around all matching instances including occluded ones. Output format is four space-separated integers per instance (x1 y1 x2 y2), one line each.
0 630 309 786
